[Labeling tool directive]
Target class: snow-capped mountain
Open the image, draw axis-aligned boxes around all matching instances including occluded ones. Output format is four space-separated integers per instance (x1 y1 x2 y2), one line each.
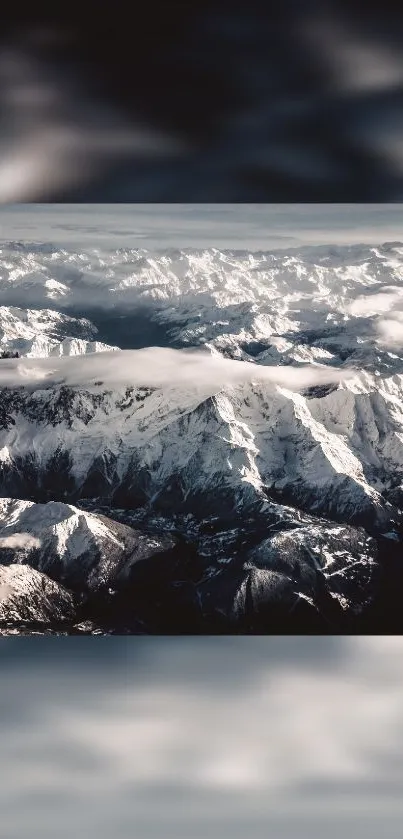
0 305 118 357
1 239 403 632
0 498 176 593
0 372 401 530
0 496 378 633
0 497 188 632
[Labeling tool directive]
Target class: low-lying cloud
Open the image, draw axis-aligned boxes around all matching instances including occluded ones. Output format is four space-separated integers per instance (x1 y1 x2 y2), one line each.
347 288 403 348
0 347 353 394
0 533 41 550
376 314 403 346
347 289 403 317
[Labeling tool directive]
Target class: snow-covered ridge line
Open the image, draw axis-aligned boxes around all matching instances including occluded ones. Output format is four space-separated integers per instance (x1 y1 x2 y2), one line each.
1 239 402 255
1 240 403 361
0 305 118 358
0 366 402 531
1 240 403 312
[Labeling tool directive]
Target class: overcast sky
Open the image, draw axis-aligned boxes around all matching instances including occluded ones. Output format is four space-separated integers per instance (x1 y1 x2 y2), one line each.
1 637 403 839
1 204 403 251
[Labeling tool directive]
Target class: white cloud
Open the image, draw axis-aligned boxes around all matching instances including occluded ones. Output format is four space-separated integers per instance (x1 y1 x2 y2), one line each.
348 290 403 316
376 314 403 346
346 289 403 347
0 346 352 394
0 532 41 549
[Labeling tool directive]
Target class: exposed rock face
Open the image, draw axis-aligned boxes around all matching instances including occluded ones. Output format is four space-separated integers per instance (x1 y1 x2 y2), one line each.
0 564 76 628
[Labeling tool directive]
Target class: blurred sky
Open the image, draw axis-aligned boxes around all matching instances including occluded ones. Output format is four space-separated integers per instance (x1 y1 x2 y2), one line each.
1 3 403 200
1 637 403 838
1 204 403 251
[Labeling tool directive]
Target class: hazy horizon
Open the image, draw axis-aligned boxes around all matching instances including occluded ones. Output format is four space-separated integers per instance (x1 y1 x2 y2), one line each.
1 204 403 251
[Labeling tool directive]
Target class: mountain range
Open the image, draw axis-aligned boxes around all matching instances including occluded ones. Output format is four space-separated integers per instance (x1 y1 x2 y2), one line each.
1 240 403 633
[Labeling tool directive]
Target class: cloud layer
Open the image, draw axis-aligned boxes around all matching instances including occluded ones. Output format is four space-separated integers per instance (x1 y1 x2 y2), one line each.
0 533 41 550
348 289 403 347
0 346 352 393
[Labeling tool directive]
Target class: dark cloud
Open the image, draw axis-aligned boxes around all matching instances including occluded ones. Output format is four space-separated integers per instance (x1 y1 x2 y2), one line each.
1 4 403 200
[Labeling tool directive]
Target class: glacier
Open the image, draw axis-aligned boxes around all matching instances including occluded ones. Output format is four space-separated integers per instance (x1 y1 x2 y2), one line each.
1 239 403 633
